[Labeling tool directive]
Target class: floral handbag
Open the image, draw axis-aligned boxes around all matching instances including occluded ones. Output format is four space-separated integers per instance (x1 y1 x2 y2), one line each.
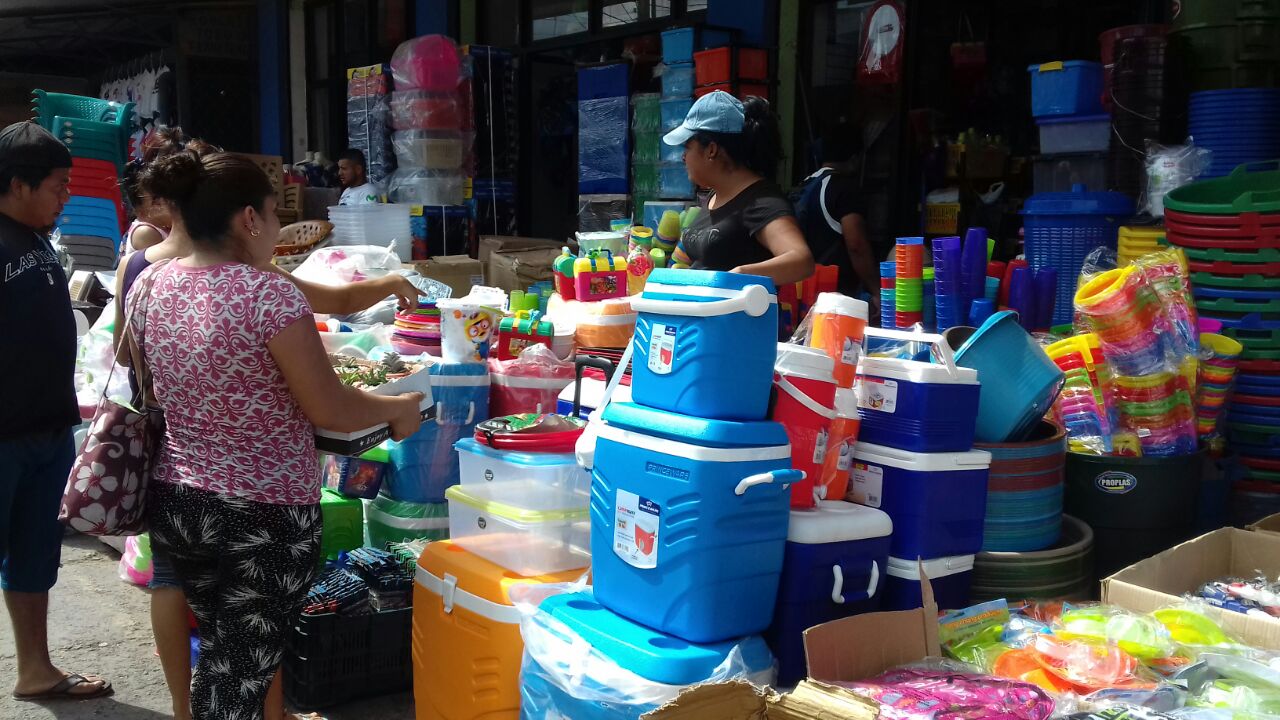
59 262 168 536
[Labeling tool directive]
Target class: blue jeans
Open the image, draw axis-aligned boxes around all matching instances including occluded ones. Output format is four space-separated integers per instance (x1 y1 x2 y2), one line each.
0 428 74 592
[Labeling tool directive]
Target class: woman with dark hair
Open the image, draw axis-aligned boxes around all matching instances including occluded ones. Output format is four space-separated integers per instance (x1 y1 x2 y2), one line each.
124 151 424 720
663 91 814 285
120 127 188 252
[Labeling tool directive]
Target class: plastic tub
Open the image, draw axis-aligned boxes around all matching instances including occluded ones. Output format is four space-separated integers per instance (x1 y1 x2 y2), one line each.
1028 61 1104 117
658 162 694 198
767 501 891 686
1033 152 1108 194
661 28 695 65
883 555 975 611
573 297 637 349
364 494 448 549
970 514 1094 603
661 63 695 98
1037 114 1110 153
454 438 589 495
445 480 590 576
660 97 694 132
851 441 991 559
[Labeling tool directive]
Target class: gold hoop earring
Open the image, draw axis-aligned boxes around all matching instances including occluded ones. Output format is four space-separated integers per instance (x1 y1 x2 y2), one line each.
249 227 261 238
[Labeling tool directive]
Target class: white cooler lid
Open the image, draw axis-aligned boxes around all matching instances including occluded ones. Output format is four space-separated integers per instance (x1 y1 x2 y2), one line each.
857 356 978 385
887 554 975 579
853 441 991 472
788 501 893 544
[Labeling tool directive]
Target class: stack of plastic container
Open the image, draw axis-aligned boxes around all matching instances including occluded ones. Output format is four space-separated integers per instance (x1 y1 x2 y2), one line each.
933 236 962 330
879 260 896 328
346 65 395 186
1169 0 1279 92
470 44 519 238
1029 61 1109 158
853 327 990 612
327 204 413 262
387 35 469 208
579 62 631 229
693 45 769 101
1117 225 1168 267
34 90 131 270
1105 29 1171 197
1187 89 1280 178
895 237 924 328
630 93 661 214
657 30 695 201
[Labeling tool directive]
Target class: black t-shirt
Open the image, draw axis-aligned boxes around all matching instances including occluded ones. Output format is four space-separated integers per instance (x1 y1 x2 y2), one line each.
0 212 78 438
797 169 867 295
681 181 794 272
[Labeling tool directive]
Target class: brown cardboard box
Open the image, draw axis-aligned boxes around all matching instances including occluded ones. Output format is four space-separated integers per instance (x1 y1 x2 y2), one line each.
641 679 878 720
411 255 484 298
1101 527 1280 651
477 235 567 266
487 246 563 293
1249 512 1280 536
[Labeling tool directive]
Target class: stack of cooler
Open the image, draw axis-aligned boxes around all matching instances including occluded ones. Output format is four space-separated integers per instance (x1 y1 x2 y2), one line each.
657 29 695 201
470 45 519 239
1163 165 1280 523
579 63 631 229
33 90 131 270
388 35 469 215
1105 28 1172 197
346 65 395 186
1028 61 1109 200
852 328 990 612
693 44 769 101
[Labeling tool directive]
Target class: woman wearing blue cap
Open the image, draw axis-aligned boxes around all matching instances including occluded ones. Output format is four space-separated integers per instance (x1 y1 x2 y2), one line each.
663 91 814 284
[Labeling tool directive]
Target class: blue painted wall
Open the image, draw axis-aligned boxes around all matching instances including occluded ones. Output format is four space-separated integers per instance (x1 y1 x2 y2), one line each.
257 0 288 155
415 0 454 37
707 0 773 47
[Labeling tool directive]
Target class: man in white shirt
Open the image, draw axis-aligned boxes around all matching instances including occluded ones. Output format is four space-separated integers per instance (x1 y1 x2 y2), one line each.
337 148 379 205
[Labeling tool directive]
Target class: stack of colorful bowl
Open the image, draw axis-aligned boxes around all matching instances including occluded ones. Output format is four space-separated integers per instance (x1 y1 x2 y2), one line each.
1164 162 1280 508
1195 333 1243 443
392 303 442 356
1046 334 1118 455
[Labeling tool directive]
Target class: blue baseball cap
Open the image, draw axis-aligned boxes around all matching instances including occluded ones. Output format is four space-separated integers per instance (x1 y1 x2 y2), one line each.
662 91 744 146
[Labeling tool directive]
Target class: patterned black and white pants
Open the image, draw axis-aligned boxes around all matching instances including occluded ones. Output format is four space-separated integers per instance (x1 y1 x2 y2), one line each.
148 481 322 720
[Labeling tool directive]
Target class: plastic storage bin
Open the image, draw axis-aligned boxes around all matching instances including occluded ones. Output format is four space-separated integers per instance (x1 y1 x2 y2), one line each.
385 362 489 504
1028 61 1103 117
454 438 590 495
883 555 975 611
660 97 694 132
1033 152 1108 194
850 442 991 559
413 540 584 720
630 269 779 421
445 480 590 576
364 494 448 549
661 63 695 98
574 297 637 349
284 607 411 710
1037 114 1110 154
661 28 696 65
767 501 892 686
520 592 776 720
658 162 694 198
694 47 769 85
320 488 363 561
591 400 798 643
855 338 980 452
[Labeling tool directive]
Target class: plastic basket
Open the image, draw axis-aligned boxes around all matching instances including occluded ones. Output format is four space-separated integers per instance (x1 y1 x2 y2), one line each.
283 607 412 710
1027 61 1104 117
925 203 961 234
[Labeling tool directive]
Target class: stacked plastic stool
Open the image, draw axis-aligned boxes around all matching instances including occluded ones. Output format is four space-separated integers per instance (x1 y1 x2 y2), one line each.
33 90 132 269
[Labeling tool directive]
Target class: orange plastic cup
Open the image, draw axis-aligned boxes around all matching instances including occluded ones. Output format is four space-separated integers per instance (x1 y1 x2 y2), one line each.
807 292 870 388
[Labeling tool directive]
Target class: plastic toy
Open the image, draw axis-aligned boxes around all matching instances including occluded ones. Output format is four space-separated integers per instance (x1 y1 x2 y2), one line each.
553 246 577 300
573 249 628 301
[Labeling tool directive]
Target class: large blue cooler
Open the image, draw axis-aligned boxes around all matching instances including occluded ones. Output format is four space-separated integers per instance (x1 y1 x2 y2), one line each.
856 351 980 453
384 362 490 503
591 401 799 643
883 555 975 611
849 442 991 559
520 592 775 720
766 501 892 687
629 269 779 421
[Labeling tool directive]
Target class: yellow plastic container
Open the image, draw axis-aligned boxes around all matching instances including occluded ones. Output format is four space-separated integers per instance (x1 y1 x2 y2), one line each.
413 541 584 720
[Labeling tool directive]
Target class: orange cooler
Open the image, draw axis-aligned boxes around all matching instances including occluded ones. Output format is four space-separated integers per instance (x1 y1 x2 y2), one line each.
413 541 583 720
807 292 869 388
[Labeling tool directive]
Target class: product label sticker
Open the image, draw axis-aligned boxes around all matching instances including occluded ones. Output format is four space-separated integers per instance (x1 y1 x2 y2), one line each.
858 377 898 414
647 323 676 375
850 462 884 508
841 338 862 367
835 438 857 472
812 428 829 465
614 489 660 569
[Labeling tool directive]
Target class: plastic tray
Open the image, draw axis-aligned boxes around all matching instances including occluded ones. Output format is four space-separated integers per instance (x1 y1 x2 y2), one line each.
1188 259 1280 276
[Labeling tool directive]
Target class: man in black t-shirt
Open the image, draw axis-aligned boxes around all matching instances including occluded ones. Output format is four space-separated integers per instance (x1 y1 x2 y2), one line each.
794 130 879 309
0 122 112 702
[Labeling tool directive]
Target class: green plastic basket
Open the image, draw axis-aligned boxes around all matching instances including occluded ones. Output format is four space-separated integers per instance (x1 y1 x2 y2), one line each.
1164 161 1280 215
1195 296 1280 315
1191 271 1280 289
1241 347 1280 361
1182 246 1280 263
1223 327 1280 348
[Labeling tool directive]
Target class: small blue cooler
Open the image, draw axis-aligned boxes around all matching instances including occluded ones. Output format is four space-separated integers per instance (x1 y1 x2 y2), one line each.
856 334 980 452
591 401 798 643
883 555 975 611
520 592 775 720
849 441 991 559
766 501 892 687
629 269 779 421
385 362 490 503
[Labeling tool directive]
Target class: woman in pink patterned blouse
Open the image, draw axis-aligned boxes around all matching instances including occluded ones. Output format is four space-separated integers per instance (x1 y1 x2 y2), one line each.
125 152 423 720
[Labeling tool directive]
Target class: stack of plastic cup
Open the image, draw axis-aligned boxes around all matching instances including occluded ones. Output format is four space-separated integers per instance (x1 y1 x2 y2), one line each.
880 260 896 328
1032 268 1058 332
895 237 924 327
960 227 989 320
1113 372 1198 456
1195 333 1242 442
1074 266 1172 377
969 298 995 326
933 236 962 330
984 276 1000 302
922 266 935 331
1046 334 1117 455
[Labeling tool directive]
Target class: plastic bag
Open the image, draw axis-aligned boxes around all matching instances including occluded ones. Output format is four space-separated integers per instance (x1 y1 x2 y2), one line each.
293 245 402 286
363 494 449 549
1143 141 1212 219
578 96 630 191
488 344 575 418
835 663 1055 719
387 167 465 206
75 319 132 411
118 533 153 587
389 34 464 92
336 272 453 327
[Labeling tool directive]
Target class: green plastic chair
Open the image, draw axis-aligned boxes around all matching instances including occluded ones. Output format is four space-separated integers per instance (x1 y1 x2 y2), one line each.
33 91 132 134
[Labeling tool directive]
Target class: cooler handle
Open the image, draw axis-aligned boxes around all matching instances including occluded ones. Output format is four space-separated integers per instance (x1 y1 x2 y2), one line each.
862 326 962 380
776 376 837 420
441 573 458 614
734 468 804 496
435 401 476 426
630 283 773 319
832 560 880 604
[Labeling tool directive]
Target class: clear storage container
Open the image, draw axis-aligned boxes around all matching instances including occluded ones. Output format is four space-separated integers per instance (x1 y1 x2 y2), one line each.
454 438 590 496
445 480 590 576
1036 114 1110 154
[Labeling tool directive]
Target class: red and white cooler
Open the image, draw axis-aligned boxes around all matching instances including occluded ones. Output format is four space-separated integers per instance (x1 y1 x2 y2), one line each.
772 343 837 509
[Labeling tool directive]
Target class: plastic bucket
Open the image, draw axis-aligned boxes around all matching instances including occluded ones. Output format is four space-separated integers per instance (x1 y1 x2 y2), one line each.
970 514 1095 602
948 311 1066 443
807 293 870 388
975 422 1068 552
773 344 837 509
1064 450 1203 579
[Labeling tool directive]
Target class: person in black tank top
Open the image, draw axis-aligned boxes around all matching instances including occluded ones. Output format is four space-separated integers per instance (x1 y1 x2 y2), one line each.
663 92 814 285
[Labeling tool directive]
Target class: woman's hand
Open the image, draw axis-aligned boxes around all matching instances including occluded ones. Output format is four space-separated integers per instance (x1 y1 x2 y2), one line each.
378 274 425 311
389 392 425 441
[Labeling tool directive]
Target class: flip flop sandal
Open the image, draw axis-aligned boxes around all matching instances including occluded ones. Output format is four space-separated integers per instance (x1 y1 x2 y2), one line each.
12 673 113 702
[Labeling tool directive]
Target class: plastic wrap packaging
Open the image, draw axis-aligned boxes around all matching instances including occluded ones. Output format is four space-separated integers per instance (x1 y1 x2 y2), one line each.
514 586 775 720
293 245 402 286
487 344 575 417
388 168 465 206
572 297 636 349
363 493 449 549
1045 333 1119 455
118 533 153 587
1074 266 1181 377
1144 142 1212 219
335 272 453 328
390 35 464 92
1131 249 1198 364
392 130 469 170
834 662 1056 720
347 68 396 185
74 313 132 410
389 91 465 131
578 194 630 233
578 96 630 195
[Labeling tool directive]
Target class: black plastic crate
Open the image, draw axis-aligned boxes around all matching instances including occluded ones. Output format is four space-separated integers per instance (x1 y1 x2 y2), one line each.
283 607 412 710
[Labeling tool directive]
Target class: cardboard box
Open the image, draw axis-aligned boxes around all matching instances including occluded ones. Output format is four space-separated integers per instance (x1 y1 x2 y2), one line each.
642 679 879 720
477 235 566 266
1101 527 1280 651
412 255 484 298
487 246 563 293
1249 512 1280 536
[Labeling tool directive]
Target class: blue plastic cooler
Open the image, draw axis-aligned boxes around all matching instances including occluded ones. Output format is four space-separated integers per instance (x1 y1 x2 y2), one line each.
883 555 975 611
384 363 489 503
